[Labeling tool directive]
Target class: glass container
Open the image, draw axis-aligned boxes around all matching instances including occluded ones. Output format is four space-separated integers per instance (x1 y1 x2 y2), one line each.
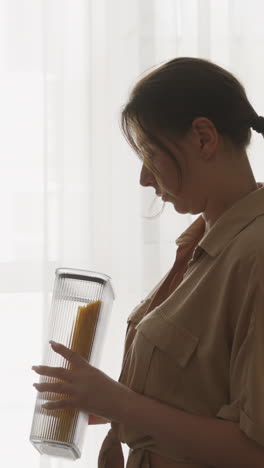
29 268 115 460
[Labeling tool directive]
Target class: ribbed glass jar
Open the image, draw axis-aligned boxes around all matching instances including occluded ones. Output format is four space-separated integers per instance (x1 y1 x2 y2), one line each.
29 268 115 460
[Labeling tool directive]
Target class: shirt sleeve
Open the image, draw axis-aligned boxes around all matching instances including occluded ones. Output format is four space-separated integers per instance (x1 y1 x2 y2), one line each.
216 254 264 449
239 271 264 448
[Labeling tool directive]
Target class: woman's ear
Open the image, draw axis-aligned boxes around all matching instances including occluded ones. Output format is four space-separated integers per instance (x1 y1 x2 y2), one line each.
192 117 218 155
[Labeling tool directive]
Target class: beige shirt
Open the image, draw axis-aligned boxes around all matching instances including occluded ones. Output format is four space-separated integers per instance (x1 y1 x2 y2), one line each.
98 182 264 468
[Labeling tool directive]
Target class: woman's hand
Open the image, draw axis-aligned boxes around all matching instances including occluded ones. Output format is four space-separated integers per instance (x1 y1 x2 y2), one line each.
32 340 128 422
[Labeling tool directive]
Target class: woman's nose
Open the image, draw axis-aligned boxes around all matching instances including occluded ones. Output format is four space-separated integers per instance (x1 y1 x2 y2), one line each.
139 164 155 187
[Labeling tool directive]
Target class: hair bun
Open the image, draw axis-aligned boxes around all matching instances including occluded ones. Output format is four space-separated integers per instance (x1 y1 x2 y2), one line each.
251 115 264 133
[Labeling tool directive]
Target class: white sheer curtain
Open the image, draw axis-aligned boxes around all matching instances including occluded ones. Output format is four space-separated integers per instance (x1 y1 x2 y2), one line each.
1 0 264 467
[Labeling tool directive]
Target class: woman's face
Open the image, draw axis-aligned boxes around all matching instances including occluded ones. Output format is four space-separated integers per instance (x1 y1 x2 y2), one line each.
139 131 208 215
139 118 258 229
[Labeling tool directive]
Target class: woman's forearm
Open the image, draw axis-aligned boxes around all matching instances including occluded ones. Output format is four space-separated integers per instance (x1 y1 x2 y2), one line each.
114 387 264 468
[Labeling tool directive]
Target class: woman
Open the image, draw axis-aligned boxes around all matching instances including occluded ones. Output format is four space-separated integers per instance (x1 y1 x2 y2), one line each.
32 57 264 467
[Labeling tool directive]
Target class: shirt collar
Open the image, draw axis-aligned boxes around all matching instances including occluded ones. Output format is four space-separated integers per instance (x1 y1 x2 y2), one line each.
176 182 264 260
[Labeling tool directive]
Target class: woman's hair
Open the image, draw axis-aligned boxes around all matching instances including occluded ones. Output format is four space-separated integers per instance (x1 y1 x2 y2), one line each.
120 57 264 218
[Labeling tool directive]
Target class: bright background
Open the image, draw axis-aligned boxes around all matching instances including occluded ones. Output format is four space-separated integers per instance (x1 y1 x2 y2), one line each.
1 0 264 467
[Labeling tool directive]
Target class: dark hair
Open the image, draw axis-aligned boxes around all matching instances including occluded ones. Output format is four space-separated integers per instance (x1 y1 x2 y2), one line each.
120 57 264 218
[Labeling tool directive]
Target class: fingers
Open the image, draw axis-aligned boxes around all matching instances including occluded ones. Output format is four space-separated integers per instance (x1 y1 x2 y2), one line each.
32 341 87 412
32 340 86 380
32 365 73 382
49 341 84 365
33 381 74 395
42 398 76 410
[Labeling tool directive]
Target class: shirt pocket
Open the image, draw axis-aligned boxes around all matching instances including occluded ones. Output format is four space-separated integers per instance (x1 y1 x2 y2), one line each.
134 311 200 404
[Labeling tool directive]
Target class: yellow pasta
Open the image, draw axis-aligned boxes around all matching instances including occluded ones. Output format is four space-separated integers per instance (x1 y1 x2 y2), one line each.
71 300 102 359
43 300 102 443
